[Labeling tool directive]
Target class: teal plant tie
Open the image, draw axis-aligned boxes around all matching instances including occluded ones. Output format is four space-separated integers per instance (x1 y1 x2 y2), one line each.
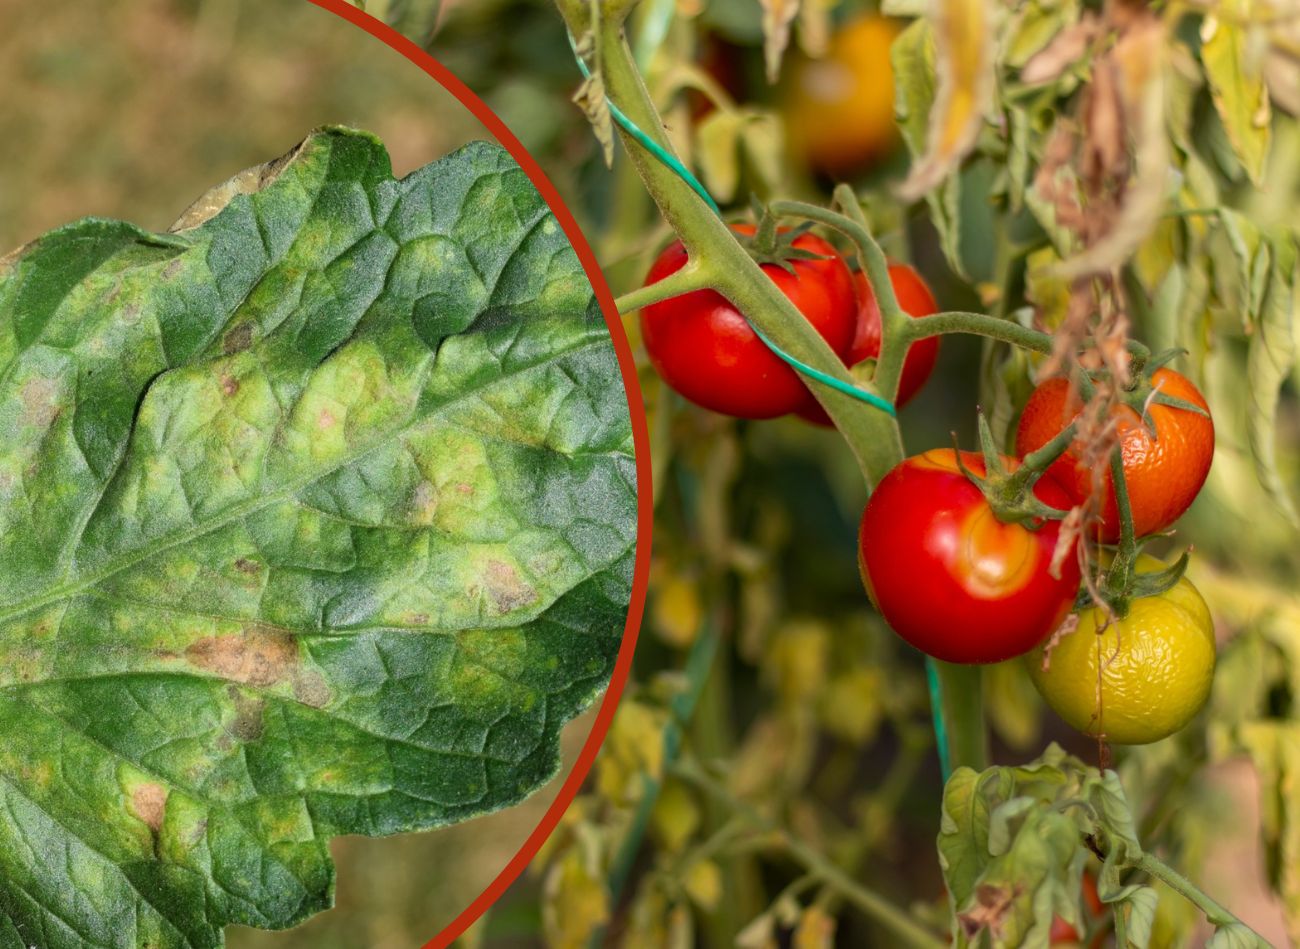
749 324 898 417
568 34 720 215
926 658 953 781
568 35 895 418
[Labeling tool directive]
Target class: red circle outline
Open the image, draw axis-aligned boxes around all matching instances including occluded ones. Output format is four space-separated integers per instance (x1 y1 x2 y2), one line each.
306 3 652 945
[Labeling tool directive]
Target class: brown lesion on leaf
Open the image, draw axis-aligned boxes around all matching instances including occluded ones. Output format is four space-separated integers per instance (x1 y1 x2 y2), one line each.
484 560 537 613
20 378 61 429
186 625 298 687
131 783 168 835
168 137 308 233
958 882 1022 941
222 323 254 355
410 480 438 524
233 557 260 575
220 374 240 397
292 669 332 709
228 687 266 742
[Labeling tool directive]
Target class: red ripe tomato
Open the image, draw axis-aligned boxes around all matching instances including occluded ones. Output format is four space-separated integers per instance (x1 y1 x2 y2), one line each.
1014 368 1214 543
639 224 857 419
858 450 1081 664
798 261 940 425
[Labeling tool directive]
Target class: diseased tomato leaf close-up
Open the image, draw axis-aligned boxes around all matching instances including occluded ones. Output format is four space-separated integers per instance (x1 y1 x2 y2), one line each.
0 127 635 949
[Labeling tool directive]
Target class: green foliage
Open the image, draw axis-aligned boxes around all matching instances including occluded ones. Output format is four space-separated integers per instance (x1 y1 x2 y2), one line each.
0 128 633 948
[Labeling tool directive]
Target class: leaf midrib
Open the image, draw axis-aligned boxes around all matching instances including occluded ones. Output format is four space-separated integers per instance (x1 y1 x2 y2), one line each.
0 332 611 629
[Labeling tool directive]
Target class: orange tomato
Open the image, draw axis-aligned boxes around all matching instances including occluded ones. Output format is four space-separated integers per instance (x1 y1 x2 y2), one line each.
784 15 902 175
1014 369 1214 543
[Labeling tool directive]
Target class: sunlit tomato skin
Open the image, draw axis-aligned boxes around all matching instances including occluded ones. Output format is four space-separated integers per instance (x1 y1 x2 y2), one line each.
858 450 1081 664
639 225 857 419
1014 369 1214 542
785 14 902 174
798 262 940 425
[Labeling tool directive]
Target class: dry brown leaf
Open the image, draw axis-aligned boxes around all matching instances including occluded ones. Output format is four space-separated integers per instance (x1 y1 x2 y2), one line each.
1020 14 1102 85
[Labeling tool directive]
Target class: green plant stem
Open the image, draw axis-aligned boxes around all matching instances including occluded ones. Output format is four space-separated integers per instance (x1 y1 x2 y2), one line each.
903 311 1055 354
1136 853 1246 931
614 259 713 313
1104 449 1139 616
933 663 989 773
672 759 948 949
555 0 900 487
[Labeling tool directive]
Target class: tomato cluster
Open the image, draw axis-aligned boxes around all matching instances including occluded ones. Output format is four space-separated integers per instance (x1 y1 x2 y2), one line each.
639 215 1218 745
638 224 940 422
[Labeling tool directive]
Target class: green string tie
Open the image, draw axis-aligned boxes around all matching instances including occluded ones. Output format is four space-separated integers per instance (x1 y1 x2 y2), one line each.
568 34 895 419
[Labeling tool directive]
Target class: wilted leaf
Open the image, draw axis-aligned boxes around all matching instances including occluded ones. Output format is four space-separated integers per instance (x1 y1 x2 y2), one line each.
1246 232 1300 524
544 835 612 949
1025 245 1072 330
1201 0 1272 184
1231 722 1300 942
1019 15 1099 86
0 128 634 947
1002 0 1082 69
893 20 969 277
897 0 998 201
697 110 747 202
1207 921 1276 948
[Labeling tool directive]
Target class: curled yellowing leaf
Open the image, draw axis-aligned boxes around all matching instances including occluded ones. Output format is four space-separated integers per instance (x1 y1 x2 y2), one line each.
897 0 998 201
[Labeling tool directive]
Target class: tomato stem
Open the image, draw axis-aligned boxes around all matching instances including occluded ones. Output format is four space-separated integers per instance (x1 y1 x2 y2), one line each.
1135 852 1251 932
556 0 901 486
1104 450 1139 617
614 258 715 313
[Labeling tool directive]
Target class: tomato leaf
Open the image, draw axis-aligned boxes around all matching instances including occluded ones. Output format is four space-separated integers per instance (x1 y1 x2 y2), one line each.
892 20 969 278
896 0 998 201
1246 232 1300 525
1200 0 1272 186
1207 921 1276 949
0 128 634 948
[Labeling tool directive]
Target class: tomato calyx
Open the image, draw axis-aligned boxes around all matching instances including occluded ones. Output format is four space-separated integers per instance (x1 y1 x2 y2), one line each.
738 205 836 274
1079 544 1192 619
1112 350 1211 437
953 411 1076 528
